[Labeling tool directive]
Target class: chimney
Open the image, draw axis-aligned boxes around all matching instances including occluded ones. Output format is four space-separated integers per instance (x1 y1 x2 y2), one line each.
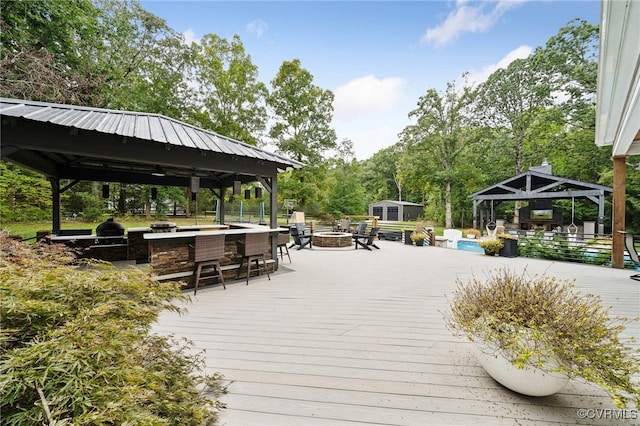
530 159 552 175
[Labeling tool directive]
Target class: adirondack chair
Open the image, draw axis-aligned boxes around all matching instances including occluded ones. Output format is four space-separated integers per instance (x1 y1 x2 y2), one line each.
289 222 312 250
623 232 640 281
354 227 380 251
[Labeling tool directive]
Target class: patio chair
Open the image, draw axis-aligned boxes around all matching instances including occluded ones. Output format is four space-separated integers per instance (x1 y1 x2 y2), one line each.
354 227 380 251
623 232 640 281
236 232 271 285
289 223 312 250
352 222 367 236
275 229 292 263
339 218 351 232
193 234 226 294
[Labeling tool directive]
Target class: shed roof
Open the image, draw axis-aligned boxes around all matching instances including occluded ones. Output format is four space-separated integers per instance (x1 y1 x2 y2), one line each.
0 98 303 188
370 200 423 207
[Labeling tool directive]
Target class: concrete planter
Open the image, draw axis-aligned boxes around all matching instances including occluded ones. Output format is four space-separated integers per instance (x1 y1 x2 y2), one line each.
473 340 569 397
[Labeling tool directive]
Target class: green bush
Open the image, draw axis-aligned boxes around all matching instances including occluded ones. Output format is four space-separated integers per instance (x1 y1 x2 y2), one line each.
0 234 225 425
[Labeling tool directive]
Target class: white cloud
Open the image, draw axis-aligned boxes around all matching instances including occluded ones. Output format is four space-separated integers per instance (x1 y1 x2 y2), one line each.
333 75 407 119
247 19 268 38
422 0 526 47
182 29 200 45
464 45 532 86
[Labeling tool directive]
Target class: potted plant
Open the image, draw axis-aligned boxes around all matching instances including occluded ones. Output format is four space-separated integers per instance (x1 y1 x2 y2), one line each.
410 231 427 246
498 233 518 258
445 268 640 408
465 228 481 239
478 238 503 256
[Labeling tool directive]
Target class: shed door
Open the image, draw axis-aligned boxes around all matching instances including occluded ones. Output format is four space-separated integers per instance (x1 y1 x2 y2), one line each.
372 206 383 219
387 206 399 221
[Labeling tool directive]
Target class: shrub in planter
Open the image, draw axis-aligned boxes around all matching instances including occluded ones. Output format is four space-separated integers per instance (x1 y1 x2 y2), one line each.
445 267 640 408
478 238 503 255
410 231 428 245
0 233 225 425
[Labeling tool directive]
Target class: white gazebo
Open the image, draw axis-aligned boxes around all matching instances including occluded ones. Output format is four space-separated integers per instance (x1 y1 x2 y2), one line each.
595 0 640 268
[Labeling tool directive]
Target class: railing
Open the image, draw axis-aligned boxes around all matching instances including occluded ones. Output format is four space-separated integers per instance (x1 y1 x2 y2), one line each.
507 230 636 269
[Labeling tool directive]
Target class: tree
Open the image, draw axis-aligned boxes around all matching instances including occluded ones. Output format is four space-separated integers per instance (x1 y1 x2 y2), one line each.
325 140 366 218
0 163 51 222
360 146 401 205
399 79 477 228
0 0 106 105
268 59 337 210
192 34 268 145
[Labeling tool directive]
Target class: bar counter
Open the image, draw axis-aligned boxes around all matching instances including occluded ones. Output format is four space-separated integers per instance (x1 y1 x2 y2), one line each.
143 225 289 287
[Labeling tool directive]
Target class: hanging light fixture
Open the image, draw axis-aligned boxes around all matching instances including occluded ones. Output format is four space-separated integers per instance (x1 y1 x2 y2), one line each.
151 188 157 200
102 184 109 198
244 189 251 200
233 179 241 195
255 187 262 198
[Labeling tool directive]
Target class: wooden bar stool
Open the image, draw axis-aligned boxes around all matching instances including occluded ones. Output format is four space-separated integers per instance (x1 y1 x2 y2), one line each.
193 234 226 294
236 232 271 285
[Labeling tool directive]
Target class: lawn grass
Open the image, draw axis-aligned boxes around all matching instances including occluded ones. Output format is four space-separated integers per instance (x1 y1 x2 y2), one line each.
1 217 211 240
1 217 447 241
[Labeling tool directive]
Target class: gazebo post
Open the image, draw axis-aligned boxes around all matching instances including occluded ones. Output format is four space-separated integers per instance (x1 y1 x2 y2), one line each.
49 178 61 235
472 199 478 230
269 175 279 270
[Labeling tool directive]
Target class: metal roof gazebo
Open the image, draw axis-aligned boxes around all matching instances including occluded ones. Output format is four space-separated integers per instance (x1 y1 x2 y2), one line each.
471 162 612 235
0 98 303 234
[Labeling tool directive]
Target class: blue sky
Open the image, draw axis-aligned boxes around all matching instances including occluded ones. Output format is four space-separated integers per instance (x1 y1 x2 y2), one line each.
141 0 601 160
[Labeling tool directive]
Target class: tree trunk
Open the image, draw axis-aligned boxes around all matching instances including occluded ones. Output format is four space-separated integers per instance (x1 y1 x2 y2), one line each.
445 181 452 229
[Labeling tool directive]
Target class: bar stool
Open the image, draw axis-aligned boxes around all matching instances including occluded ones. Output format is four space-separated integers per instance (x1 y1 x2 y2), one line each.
236 232 271 285
193 234 226 294
276 230 292 263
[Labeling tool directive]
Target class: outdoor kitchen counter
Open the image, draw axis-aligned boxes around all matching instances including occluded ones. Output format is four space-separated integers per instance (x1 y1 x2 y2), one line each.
143 226 288 285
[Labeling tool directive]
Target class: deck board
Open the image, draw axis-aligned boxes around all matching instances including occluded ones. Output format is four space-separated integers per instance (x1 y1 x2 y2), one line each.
154 242 639 425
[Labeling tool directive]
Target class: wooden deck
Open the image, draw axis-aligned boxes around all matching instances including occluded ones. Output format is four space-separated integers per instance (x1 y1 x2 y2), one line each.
153 241 639 425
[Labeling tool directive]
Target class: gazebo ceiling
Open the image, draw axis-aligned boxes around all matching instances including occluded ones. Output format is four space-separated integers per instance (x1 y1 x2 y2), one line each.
0 98 303 189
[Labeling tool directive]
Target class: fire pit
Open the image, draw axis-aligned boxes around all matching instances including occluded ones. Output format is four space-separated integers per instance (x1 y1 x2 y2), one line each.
312 232 353 248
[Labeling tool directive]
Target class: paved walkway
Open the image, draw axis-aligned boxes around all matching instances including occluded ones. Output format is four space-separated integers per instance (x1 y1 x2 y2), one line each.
153 241 639 425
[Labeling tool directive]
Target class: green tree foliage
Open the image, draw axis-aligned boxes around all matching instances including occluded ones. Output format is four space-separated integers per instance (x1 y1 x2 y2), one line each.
0 234 225 424
0 163 51 221
360 146 401 205
475 56 553 175
0 0 106 104
97 0 194 118
324 140 366 217
398 79 477 228
192 34 268 145
268 59 337 210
